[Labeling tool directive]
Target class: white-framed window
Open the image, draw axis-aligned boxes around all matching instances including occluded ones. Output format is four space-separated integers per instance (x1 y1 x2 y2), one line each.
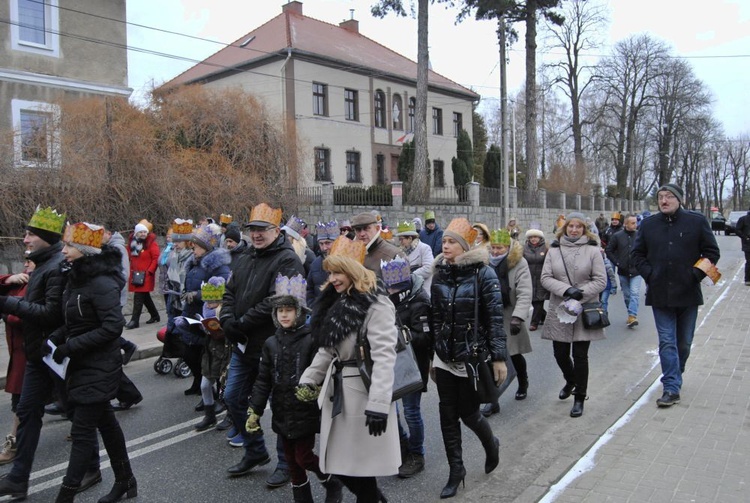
11 99 60 168
10 0 60 57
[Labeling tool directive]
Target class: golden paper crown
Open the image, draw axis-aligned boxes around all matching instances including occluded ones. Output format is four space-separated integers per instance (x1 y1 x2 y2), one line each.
171 218 193 236
220 214 233 225
445 218 477 248
329 236 366 264
138 219 153 233
27 206 66 235
248 203 282 227
63 222 104 249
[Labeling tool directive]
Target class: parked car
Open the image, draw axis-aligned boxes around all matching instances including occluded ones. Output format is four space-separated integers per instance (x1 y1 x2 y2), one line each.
711 214 726 232
725 211 746 236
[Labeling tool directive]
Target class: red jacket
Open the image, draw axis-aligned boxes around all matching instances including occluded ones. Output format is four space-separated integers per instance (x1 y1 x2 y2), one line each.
1 274 29 395
127 232 160 293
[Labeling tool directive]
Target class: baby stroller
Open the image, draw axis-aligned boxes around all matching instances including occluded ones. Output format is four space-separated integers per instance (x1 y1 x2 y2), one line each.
154 326 192 378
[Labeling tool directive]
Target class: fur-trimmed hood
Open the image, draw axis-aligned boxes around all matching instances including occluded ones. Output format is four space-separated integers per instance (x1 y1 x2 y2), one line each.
311 285 378 348
67 245 125 289
432 244 489 275
193 247 231 271
506 239 525 270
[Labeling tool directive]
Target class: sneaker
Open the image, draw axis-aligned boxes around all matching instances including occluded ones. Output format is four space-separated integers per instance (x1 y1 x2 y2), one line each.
226 426 238 440
228 432 244 447
626 315 638 328
656 391 680 407
0 435 17 465
0 476 28 499
398 452 425 478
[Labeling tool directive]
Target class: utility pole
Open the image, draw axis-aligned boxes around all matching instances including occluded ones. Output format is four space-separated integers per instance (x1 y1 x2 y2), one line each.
499 16 509 224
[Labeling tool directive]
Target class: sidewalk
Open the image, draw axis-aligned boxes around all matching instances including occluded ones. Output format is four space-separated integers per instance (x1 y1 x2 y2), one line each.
534 266 750 502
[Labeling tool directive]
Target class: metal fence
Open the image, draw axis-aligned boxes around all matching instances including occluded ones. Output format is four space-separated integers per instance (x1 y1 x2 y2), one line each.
516 188 541 208
479 187 503 207
332 185 392 206
547 191 564 209
580 196 592 211
403 185 467 205
296 186 322 205
565 193 577 210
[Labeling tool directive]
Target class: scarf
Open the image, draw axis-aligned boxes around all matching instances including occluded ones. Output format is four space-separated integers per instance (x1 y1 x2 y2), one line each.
492 254 511 307
130 237 145 256
311 285 378 348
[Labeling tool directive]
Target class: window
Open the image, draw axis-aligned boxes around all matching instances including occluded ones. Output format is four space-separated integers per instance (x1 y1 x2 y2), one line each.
408 97 416 132
376 154 386 185
344 89 359 121
10 0 60 57
433 160 445 187
314 147 331 182
453 112 463 137
11 99 59 167
346 151 361 183
374 90 386 128
432 108 443 135
392 94 403 130
313 82 328 116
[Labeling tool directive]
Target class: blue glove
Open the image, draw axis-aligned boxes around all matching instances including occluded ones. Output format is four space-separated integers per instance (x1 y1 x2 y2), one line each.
364 410 388 436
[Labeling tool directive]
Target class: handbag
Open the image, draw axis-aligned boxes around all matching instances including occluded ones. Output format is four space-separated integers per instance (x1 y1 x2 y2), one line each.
581 302 611 329
356 316 424 402
131 270 146 286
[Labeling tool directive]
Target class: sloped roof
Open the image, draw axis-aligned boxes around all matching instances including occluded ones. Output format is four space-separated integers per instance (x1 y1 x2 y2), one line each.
162 7 479 100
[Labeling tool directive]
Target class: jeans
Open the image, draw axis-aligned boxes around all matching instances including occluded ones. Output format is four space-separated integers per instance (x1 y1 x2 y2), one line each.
619 275 642 317
223 351 287 469
64 402 129 487
552 340 591 397
600 288 611 314
397 391 425 456
652 306 698 394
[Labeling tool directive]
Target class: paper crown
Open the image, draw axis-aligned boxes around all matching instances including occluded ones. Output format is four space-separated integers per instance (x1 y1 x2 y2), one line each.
201 276 226 302
282 215 305 240
329 236 365 264
315 220 339 241
171 218 194 241
63 222 104 253
424 210 436 221
445 218 477 249
611 212 622 220
381 228 393 241
219 214 233 225
339 219 352 230
396 220 418 237
380 257 411 288
138 219 153 233
248 203 282 228
490 229 511 246
27 206 66 235
273 273 307 309
192 224 222 250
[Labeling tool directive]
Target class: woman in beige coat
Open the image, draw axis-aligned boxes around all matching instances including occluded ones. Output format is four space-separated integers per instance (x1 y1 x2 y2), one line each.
299 237 399 503
541 212 606 418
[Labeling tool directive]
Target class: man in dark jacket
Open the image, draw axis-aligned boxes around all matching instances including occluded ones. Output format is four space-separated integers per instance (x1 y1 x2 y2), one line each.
600 212 622 248
352 212 405 278
605 214 641 328
0 207 71 500
419 210 444 257
734 208 750 285
306 220 337 308
632 184 720 408
220 203 305 486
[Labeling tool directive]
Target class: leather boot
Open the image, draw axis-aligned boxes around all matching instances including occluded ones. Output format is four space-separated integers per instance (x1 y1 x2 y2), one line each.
98 460 137 503
515 376 529 400
320 474 344 503
195 404 217 431
292 479 314 503
463 411 500 474
438 404 465 499
55 483 79 503
559 382 576 400
570 394 585 418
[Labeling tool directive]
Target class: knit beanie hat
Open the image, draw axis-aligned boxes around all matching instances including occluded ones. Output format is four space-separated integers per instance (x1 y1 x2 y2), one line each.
134 223 149 235
658 183 683 203
192 223 222 252
224 222 241 243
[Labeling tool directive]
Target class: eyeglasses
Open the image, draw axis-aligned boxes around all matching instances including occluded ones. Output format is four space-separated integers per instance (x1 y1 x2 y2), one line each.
657 194 677 201
247 225 276 233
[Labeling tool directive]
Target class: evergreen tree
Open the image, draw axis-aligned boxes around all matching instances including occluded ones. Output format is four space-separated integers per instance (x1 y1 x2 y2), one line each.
483 144 502 189
452 129 474 201
397 139 416 184
472 110 488 183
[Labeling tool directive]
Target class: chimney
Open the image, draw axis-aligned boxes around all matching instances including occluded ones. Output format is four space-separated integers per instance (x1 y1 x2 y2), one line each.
339 10 358 33
282 1 303 16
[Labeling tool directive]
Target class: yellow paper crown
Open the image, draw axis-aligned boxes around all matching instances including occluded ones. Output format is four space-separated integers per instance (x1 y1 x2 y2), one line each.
28 206 66 235
63 222 104 249
329 236 366 264
171 218 193 236
445 218 477 247
220 214 233 225
249 203 282 227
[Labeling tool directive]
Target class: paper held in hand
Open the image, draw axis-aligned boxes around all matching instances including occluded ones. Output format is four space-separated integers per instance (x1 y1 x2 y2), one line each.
694 257 721 284
43 340 70 379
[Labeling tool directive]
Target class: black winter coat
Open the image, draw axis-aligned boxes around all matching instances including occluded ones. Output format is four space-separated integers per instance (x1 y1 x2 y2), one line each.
735 212 750 252
632 207 720 307
419 225 444 257
3 242 66 363
605 228 639 277
220 233 305 359
430 246 506 364
305 255 327 309
50 246 126 404
228 239 248 270
392 275 433 392
248 323 320 439
523 239 549 303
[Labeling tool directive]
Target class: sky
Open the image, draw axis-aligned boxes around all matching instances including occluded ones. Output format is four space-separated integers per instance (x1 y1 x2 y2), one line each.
125 0 750 137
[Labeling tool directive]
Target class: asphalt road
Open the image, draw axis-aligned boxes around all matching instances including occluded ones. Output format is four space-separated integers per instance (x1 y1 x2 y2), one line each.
0 234 742 503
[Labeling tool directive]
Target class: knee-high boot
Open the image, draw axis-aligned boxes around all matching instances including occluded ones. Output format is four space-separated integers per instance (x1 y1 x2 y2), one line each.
438 404 465 499
292 479 314 503
97 460 137 503
462 411 500 474
55 484 79 503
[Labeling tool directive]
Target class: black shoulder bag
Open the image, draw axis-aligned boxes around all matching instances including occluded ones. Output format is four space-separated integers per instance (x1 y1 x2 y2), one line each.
559 248 610 330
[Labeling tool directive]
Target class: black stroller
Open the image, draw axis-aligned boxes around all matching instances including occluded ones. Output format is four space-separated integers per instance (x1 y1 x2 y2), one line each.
153 325 192 378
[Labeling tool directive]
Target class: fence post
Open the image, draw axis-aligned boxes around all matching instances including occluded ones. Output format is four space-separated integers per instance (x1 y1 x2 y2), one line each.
589 195 595 211
322 182 334 214
510 186 518 210
391 181 403 210
575 193 581 210
538 188 547 209
468 182 480 208
560 191 567 211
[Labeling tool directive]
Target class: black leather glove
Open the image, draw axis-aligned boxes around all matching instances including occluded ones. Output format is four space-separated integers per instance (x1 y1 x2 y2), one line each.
222 319 247 345
563 287 583 301
692 268 706 283
510 316 523 335
365 410 388 436
41 341 53 356
52 344 70 364
0 295 7 312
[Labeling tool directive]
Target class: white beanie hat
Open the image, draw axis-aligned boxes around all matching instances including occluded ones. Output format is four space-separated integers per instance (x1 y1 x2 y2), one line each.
134 223 149 234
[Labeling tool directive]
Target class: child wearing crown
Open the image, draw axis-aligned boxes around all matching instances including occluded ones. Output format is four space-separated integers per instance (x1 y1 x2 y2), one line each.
245 274 343 502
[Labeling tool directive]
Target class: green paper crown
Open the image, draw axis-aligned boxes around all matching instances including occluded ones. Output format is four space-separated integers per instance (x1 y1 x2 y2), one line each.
490 229 511 246
396 220 417 235
201 277 226 302
28 206 66 234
